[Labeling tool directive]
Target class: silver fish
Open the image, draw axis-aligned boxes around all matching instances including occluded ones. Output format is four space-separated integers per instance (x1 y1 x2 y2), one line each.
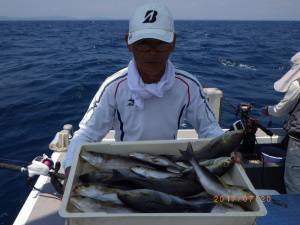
131 166 181 179
74 184 123 205
80 151 154 170
129 152 184 171
176 130 243 161
177 157 233 168
79 169 140 190
194 130 244 160
200 157 233 167
110 169 204 197
84 169 203 196
202 157 234 176
179 143 255 202
117 189 215 213
180 156 234 177
79 170 114 183
70 196 135 213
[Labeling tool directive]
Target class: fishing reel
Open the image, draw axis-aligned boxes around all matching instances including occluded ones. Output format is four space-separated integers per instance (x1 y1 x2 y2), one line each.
233 103 273 156
26 154 64 195
27 154 54 177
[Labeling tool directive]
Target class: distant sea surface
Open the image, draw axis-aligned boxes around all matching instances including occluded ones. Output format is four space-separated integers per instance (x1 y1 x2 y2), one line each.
0 20 300 224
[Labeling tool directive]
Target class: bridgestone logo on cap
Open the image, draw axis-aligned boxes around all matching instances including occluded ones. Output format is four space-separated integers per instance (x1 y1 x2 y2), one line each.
143 10 157 23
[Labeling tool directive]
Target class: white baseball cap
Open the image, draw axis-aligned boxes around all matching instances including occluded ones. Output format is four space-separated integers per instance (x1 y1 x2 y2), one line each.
128 2 174 45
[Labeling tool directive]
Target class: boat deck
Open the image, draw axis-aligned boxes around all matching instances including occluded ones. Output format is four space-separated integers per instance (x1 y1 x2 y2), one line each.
13 128 292 225
13 151 65 225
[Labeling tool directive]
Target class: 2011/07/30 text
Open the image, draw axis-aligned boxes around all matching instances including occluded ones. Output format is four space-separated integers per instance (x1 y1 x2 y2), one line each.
213 195 272 203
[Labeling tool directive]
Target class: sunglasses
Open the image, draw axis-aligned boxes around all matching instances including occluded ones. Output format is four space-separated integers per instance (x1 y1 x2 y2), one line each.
132 41 173 52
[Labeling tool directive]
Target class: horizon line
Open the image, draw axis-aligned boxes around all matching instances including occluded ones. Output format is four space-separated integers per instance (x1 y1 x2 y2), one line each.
0 18 300 22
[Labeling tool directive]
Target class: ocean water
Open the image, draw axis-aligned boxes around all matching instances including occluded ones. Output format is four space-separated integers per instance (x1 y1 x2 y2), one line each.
0 20 300 224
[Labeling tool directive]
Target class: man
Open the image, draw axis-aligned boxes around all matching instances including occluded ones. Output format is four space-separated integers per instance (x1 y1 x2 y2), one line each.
262 52 300 193
63 2 224 180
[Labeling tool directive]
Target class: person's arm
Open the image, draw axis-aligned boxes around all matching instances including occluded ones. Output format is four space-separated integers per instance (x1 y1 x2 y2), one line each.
186 82 224 138
268 81 300 117
63 82 116 170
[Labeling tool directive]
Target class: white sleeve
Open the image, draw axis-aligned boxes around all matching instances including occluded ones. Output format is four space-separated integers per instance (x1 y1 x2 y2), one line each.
63 83 115 169
186 83 224 138
268 81 300 117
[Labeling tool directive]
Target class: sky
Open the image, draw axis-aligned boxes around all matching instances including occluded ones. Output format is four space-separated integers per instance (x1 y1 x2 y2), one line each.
0 0 299 20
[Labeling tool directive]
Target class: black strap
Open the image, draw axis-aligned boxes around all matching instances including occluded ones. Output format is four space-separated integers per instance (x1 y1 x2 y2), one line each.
288 80 300 114
289 95 300 115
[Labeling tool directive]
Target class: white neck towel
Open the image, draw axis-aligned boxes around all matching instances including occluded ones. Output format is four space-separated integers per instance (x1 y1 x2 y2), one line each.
274 52 300 92
127 59 175 109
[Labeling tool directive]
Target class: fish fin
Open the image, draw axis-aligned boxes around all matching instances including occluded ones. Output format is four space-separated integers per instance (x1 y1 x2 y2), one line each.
179 142 195 160
186 142 194 154
178 149 190 160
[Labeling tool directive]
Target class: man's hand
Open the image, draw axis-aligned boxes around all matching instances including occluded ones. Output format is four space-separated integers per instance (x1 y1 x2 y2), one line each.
231 151 243 164
261 106 269 116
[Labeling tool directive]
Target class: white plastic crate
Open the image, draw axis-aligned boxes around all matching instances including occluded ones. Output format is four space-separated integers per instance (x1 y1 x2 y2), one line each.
59 139 267 225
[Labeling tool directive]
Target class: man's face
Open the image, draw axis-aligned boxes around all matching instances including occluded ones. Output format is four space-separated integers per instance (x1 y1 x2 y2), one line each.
126 36 175 83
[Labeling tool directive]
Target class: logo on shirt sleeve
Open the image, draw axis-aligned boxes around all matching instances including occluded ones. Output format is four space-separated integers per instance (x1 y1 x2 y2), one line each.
127 98 135 106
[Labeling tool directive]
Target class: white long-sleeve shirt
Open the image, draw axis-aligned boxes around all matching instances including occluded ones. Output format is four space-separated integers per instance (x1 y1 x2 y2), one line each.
268 80 300 117
64 67 224 168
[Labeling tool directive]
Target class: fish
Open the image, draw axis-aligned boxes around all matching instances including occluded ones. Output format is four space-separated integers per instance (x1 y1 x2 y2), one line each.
129 152 184 171
211 202 246 213
70 196 135 213
117 189 215 213
85 168 204 197
79 169 141 190
184 191 212 200
179 143 255 202
199 157 234 167
80 151 155 171
202 157 234 176
79 170 114 183
131 166 181 179
185 192 247 212
176 157 233 168
180 156 234 177
175 130 244 161
113 169 205 197
184 192 216 205
74 184 123 205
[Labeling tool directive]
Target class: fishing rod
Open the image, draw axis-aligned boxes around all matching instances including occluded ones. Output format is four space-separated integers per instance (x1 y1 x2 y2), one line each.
0 154 64 195
222 99 272 129
228 102 274 135
0 125 74 196
236 103 273 135
228 102 274 156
